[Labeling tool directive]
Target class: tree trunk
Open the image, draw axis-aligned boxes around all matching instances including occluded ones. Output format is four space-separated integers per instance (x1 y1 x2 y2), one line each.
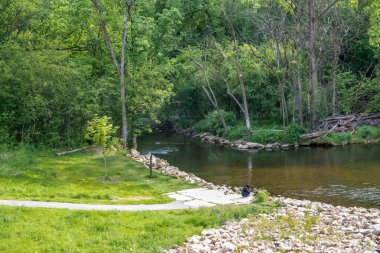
132 135 137 150
275 41 288 127
227 14 251 129
309 0 318 129
103 153 108 179
192 57 228 132
202 86 228 131
295 11 303 125
332 50 338 116
119 11 128 148
91 0 129 148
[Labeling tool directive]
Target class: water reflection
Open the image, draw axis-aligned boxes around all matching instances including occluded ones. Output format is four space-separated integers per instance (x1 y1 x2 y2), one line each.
139 133 380 208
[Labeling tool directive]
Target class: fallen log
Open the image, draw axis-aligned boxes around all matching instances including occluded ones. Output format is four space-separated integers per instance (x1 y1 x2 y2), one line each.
302 113 380 140
56 146 90 156
301 131 327 139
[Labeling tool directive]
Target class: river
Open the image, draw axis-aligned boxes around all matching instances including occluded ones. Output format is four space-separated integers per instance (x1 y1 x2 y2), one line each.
139 132 380 208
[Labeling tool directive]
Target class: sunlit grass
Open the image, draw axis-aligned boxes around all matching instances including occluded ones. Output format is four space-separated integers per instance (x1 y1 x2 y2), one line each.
0 202 279 253
0 148 195 204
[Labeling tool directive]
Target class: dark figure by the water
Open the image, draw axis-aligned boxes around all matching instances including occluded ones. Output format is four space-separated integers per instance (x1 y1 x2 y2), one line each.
241 184 250 197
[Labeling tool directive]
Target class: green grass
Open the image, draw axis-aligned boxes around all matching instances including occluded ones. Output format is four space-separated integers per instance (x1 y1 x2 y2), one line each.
0 202 279 253
314 126 380 145
0 148 195 204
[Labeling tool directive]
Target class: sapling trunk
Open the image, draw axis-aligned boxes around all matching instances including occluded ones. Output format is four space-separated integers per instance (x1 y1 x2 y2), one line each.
103 152 108 179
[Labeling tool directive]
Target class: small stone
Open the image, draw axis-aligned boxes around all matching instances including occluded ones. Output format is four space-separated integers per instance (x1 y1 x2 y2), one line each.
370 224 380 235
222 242 236 252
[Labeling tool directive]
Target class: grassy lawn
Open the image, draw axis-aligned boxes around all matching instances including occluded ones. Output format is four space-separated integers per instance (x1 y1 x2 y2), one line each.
0 148 195 204
0 203 279 253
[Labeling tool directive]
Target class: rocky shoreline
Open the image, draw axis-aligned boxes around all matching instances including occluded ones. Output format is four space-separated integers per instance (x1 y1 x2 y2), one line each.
167 197 380 253
129 149 240 195
128 148 380 253
176 128 298 151
174 128 380 152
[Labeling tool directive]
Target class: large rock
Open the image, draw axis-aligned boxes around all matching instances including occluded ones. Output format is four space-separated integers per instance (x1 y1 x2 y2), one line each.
130 149 140 158
237 144 248 150
246 142 264 149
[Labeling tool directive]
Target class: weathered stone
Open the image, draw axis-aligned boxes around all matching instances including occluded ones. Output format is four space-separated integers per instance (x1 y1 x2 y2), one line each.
222 242 236 252
130 149 140 158
246 142 264 149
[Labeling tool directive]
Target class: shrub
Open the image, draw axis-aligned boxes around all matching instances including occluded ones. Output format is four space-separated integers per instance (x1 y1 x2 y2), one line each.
281 124 307 144
254 189 269 203
246 130 282 144
194 110 237 136
224 125 249 140
193 119 210 133
357 126 372 139
357 126 380 139
371 127 380 139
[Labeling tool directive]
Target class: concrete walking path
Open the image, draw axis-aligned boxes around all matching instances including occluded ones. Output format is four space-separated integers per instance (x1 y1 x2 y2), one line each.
0 188 252 212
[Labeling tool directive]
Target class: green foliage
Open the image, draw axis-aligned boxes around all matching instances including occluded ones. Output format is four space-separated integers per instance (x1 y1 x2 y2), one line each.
254 189 269 203
316 126 380 145
85 116 118 178
242 124 306 144
194 110 237 136
1 0 379 147
281 124 307 144
85 116 118 152
367 2 380 52
224 125 250 140
127 62 174 137
247 130 282 144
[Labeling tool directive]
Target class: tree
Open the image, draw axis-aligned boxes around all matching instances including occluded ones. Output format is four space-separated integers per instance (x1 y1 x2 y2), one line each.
190 46 228 132
85 116 118 179
91 0 135 149
219 1 252 129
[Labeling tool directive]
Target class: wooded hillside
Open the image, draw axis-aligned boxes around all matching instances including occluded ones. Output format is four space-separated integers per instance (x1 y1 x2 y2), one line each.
1 0 380 147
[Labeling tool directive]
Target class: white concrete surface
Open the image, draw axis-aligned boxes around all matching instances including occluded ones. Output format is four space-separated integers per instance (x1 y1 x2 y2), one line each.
0 188 253 211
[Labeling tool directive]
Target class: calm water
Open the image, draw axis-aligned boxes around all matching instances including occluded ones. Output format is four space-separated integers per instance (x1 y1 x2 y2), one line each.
139 133 380 208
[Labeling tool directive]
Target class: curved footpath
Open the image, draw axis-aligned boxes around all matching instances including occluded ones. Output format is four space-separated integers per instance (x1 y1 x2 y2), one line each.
0 188 252 211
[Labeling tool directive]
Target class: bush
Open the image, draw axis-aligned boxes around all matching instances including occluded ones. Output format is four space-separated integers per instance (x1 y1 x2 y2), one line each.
246 130 281 144
224 124 249 140
357 126 372 139
326 132 352 144
244 124 306 144
194 110 237 136
254 190 269 203
357 126 380 139
281 124 307 144
193 119 210 133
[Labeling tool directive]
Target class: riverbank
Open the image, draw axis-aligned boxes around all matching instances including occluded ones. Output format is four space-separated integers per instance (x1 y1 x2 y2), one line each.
174 126 380 152
129 149 241 195
167 197 380 252
130 148 380 252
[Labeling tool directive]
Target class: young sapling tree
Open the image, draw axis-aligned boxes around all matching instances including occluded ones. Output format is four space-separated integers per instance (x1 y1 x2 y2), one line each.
85 116 118 180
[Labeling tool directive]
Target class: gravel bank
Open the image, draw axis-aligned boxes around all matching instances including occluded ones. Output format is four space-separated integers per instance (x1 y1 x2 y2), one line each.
166 197 380 253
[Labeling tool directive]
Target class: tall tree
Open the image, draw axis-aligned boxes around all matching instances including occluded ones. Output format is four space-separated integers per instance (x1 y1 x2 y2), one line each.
307 0 340 128
91 0 135 148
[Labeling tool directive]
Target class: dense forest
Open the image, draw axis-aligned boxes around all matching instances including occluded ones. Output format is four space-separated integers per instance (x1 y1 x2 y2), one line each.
1 0 380 148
